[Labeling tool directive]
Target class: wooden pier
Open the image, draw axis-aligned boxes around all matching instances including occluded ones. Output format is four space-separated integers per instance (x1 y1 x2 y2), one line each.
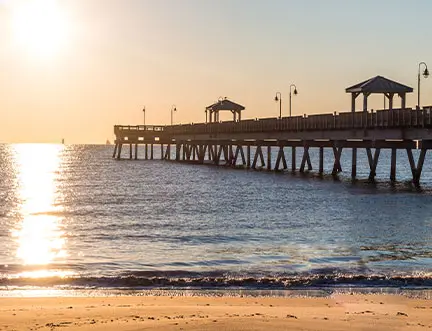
113 107 432 185
112 76 432 185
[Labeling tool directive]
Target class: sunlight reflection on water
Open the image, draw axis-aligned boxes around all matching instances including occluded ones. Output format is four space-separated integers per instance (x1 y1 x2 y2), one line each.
10 144 68 274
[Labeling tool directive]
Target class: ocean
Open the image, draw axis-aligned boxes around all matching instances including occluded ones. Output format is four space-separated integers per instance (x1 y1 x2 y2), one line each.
0 144 431 294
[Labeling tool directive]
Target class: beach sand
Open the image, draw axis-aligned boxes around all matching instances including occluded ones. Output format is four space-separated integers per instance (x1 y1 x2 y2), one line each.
0 294 431 330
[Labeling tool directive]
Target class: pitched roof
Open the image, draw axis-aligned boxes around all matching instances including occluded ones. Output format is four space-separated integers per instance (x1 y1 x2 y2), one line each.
206 98 245 112
346 75 413 94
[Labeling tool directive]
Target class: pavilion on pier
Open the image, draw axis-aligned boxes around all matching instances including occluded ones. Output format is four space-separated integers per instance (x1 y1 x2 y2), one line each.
205 98 245 122
346 75 413 112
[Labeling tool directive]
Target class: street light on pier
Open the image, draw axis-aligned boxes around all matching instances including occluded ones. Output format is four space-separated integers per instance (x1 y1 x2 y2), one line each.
142 106 146 127
274 92 282 118
418 62 429 108
171 105 177 125
289 84 298 117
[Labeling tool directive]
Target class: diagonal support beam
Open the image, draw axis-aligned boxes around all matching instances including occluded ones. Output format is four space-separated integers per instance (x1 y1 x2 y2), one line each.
275 146 288 171
239 145 246 165
406 148 417 179
215 145 224 165
300 146 312 172
252 145 265 169
234 145 240 164
366 147 381 180
414 149 427 184
198 144 207 163
223 145 229 163
332 146 343 175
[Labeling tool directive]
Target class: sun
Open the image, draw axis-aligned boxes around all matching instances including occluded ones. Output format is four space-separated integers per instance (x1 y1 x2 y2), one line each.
11 0 70 58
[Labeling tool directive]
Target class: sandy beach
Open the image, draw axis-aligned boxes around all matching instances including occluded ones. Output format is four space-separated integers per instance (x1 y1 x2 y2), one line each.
0 293 431 331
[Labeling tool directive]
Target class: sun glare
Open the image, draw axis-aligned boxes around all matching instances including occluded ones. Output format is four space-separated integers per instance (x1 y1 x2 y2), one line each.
11 144 67 266
11 0 70 58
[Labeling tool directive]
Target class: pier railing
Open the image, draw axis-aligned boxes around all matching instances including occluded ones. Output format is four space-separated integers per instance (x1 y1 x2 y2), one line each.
115 107 432 136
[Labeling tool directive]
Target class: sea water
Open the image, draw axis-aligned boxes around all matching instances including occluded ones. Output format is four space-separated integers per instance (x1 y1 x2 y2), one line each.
0 144 431 293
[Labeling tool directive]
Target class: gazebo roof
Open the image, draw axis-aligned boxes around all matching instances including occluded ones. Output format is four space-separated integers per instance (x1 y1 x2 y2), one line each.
345 75 413 94
206 98 245 112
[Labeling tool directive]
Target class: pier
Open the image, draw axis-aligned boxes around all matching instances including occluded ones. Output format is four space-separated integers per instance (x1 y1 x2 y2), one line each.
112 76 432 184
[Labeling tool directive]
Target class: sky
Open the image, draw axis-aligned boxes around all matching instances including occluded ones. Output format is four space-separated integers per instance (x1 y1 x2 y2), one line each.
0 0 432 143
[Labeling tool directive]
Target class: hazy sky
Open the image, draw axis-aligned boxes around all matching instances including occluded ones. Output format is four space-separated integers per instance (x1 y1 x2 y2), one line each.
1 0 431 143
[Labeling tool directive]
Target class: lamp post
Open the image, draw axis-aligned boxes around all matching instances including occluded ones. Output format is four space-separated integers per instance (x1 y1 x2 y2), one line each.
171 105 177 125
289 84 298 117
274 92 282 118
418 62 429 108
142 106 146 127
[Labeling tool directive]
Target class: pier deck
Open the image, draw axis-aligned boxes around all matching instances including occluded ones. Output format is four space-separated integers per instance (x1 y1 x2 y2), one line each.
113 107 432 184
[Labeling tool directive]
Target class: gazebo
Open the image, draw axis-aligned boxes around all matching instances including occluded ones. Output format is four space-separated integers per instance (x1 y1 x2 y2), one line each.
205 98 245 123
346 75 413 112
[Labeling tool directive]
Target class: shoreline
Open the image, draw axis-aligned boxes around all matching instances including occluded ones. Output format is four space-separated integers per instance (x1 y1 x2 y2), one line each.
1 287 431 299
0 293 431 330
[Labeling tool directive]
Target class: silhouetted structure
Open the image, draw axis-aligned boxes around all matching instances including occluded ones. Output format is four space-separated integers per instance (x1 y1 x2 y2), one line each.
113 76 432 185
205 98 245 122
346 76 413 112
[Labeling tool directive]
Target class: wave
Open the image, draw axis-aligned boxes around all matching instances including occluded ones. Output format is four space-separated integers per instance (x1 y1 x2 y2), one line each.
1 271 431 290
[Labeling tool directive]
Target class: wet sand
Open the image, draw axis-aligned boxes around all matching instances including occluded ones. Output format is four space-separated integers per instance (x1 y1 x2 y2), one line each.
0 294 431 330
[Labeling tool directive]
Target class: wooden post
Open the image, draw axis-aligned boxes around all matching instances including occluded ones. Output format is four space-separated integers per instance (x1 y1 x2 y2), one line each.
351 147 357 180
117 144 122 159
129 144 132 159
267 146 271 170
292 146 296 172
363 93 369 112
134 144 138 160
176 142 181 161
247 145 251 169
150 144 154 160
164 144 170 160
319 147 324 174
400 93 406 109
160 144 164 160
183 143 187 161
145 144 148 160
389 93 394 110
351 93 356 112
112 144 118 158
390 148 397 181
